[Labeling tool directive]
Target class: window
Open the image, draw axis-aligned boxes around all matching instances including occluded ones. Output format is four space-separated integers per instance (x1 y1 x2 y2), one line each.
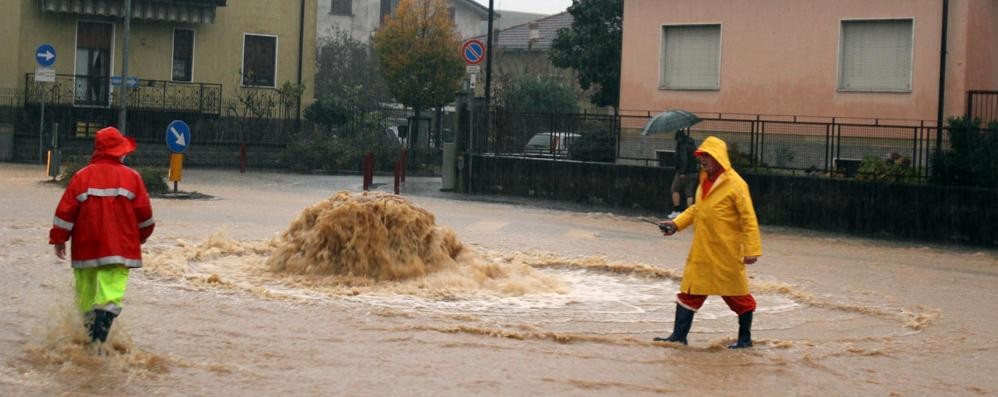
75 21 113 106
172 29 194 82
330 0 351 16
839 19 913 92
660 24 721 90
242 34 277 87
380 0 399 25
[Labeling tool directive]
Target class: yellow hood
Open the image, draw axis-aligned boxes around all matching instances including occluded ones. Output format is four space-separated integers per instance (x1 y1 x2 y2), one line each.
695 136 732 171
672 135 761 296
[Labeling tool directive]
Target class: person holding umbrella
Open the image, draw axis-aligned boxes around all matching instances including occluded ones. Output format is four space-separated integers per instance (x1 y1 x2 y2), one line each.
654 136 762 349
640 110 702 219
668 129 698 219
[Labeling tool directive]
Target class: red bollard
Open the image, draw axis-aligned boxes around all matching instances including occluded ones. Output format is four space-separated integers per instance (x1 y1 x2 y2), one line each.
394 161 401 195
363 152 375 191
239 144 246 174
400 149 408 183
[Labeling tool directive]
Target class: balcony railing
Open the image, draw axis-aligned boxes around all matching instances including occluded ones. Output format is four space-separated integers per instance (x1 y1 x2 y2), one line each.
24 73 222 115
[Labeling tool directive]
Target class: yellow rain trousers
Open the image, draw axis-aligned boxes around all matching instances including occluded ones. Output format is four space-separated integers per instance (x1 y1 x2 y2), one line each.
672 136 762 296
73 266 129 314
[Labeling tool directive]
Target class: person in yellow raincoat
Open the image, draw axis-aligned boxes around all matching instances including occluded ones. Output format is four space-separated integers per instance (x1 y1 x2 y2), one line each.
654 136 762 348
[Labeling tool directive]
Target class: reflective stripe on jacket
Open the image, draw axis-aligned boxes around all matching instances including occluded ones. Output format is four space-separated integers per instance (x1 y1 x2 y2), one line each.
673 136 762 296
49 155 154 269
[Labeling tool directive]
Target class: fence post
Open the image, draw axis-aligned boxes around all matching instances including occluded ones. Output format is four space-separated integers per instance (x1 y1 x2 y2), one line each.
749 117 757 167
239 143 246 173
833 118 841 175
824 123 831 174
362 153 372 191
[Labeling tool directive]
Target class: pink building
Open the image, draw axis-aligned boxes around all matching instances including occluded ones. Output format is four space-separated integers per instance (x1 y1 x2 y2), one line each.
619 0 998 123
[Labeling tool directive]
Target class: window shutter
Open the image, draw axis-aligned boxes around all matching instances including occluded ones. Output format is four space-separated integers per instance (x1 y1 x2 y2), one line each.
839 19 913 92
661 25 721 90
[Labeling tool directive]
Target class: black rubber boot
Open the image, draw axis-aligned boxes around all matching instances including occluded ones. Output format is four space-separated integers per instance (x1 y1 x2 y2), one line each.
728 311 753 349
654 304 695 344
90 309 116 343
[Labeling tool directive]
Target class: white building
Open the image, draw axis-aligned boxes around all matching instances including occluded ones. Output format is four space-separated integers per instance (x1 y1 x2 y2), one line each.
318 0 495 43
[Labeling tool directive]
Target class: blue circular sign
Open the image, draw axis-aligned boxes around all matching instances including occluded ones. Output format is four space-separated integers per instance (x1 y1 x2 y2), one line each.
35 44 56 67
166 120 191 153
462 40 485 65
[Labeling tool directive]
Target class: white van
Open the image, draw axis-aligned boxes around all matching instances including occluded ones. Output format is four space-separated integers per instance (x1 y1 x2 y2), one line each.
523 132 581 157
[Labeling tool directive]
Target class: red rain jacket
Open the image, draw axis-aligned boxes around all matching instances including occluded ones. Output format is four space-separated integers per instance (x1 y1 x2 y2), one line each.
49 154 155 268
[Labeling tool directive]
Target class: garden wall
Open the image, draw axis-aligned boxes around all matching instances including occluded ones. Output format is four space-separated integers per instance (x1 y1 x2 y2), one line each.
469 155 997 246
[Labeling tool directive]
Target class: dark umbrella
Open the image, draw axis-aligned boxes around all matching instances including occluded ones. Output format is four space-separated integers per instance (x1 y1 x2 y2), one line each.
641 110 701 136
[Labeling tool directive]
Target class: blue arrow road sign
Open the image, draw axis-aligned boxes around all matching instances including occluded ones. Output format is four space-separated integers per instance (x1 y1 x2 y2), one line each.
166 120 191 153
111 76 139 88
35 44 56 67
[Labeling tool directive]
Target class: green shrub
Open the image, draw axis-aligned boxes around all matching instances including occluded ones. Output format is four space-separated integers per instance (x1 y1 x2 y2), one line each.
500 77 580 114
775 147 795 168
727 143 754 169
282 131 402 174
58 162 168 194
569 130 615 162
930 117 998 188
857 154 916 182
57 162 84 187
137 167 169 194
304 96 353 130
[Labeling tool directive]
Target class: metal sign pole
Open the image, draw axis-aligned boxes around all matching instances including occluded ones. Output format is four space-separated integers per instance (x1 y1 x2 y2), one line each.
37 93 45 163
119 0 132 134
468 77 474 192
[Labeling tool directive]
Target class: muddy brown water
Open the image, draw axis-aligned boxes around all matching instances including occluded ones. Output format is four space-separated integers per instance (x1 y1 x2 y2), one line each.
1 164 996 396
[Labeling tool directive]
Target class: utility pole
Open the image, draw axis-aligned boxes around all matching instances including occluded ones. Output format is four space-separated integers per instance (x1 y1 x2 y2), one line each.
935 0 949 155
484 0 495 109
118 0 132 134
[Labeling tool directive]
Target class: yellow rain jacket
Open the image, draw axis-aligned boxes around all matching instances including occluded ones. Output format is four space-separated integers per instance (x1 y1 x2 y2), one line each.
672 136 762 296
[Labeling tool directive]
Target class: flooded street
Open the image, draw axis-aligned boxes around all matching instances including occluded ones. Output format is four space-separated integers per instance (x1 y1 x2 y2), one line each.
1 163 996 396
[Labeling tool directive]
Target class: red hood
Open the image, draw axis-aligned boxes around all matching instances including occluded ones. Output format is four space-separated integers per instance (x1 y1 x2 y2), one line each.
93 127 136 158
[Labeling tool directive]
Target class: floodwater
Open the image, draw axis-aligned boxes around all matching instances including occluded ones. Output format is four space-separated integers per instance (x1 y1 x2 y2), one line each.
1 164 996 396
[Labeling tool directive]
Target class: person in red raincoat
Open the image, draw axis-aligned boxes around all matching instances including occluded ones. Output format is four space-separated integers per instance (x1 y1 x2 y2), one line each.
655 136 762 349
49 127 155 349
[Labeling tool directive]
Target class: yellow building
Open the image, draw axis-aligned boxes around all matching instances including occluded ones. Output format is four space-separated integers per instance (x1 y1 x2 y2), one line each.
1 0 316 137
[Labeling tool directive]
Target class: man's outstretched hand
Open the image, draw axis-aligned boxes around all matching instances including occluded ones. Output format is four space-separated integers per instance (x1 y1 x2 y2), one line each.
658 220 678 236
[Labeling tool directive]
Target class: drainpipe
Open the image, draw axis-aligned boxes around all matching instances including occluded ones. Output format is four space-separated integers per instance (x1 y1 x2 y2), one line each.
935 0 949 153
296 0 305 120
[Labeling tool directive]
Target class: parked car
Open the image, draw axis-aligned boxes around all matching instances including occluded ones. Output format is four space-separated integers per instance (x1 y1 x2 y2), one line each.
523 132 580 157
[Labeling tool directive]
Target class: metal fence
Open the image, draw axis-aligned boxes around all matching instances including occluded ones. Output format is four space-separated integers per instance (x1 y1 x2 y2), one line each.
474 108 957 182
618 111 942 181
473 109 618 160
24 73 222 115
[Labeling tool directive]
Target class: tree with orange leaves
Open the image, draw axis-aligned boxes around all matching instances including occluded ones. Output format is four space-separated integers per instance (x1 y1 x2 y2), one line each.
373 0 463 147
